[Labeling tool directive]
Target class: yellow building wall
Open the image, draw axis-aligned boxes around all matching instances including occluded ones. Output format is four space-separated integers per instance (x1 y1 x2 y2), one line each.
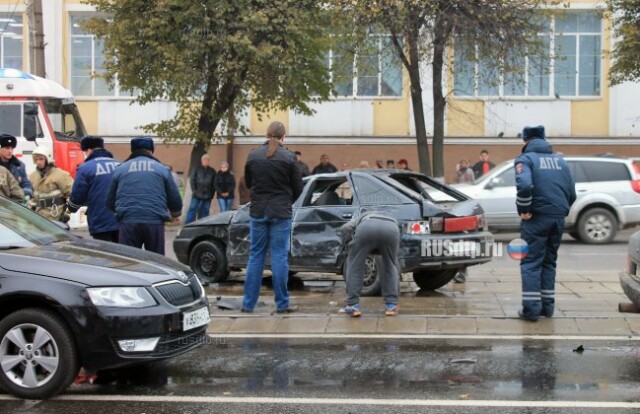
372 98 410 135
76 101 99 135
446 100 485 136
570 8 611 136
373 73 411 135
250 109 289 136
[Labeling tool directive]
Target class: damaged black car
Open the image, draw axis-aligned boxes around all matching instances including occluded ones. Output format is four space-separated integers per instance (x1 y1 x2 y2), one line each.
174 170 494 296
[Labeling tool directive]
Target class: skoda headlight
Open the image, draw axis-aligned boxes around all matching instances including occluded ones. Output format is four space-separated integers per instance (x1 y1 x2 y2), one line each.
87 287 157 308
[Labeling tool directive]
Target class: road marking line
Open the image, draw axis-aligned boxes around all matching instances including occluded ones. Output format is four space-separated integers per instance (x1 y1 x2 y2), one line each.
206 333 640 341
0 395 638 408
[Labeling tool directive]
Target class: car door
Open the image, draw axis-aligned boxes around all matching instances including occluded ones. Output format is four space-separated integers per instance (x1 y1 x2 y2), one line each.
290 175 358 271
475 166 519 229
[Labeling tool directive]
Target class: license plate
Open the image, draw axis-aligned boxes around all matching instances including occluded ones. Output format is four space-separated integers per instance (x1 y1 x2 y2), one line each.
183 306 210 331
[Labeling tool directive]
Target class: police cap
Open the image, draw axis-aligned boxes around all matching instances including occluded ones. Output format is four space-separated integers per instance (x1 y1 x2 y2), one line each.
0 134 17 148
80 135 104 151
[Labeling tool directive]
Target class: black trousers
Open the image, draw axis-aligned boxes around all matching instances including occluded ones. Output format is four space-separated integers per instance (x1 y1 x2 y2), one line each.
118 223 165 255
92 230 119 243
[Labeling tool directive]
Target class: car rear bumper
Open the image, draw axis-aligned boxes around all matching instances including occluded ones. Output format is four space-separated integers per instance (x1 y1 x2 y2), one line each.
619 204 640 229
401 231 495 272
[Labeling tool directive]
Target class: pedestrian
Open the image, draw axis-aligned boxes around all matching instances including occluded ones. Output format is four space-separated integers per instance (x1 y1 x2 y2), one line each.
67 136 120 242
294 151 311 177
397 158 411 170
0 165 24 201
311 154 338 175
386 159 395 169
242 121 303 314
186 154 216 223
106 137 182 255
472 149 495 179
214 161 235 212
28 145 74 221
375 159 384 169
358 160 369 169
515 125 576 322
455 159 476 184
0 134 32 198
337 210 401 317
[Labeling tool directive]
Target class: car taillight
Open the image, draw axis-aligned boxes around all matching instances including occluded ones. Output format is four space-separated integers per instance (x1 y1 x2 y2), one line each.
444 216 478 233
632 163 640 194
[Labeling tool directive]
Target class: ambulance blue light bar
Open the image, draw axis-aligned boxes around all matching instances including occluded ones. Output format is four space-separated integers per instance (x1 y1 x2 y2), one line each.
0 68 34 79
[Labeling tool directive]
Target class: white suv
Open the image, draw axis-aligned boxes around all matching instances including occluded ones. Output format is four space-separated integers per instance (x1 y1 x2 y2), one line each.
453 156 640 244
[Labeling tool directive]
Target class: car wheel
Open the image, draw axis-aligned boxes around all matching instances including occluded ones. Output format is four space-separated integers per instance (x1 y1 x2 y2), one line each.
361 255 382 297
412 269 458 291
189 240 230 283
578 208 618 244
0 308 79 399
342 255 382 296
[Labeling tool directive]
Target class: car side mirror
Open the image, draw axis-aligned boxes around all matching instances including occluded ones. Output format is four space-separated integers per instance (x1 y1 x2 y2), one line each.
485 177 502 190
24 115 38 141
23 102 39 141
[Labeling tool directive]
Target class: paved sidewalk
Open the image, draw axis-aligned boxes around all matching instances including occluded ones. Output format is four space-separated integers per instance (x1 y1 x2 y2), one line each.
204 267 640 337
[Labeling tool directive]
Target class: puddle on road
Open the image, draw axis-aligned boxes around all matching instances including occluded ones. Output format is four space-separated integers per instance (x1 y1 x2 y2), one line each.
77 339 640 402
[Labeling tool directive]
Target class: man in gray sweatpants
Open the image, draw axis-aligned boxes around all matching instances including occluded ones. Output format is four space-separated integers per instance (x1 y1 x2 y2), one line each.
338 211 400 317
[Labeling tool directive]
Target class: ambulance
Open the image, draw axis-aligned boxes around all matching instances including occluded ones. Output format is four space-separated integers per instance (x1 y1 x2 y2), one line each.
0 68 86 178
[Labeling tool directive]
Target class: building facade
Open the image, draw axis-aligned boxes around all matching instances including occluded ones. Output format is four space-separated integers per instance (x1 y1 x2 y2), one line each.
1 0 638 184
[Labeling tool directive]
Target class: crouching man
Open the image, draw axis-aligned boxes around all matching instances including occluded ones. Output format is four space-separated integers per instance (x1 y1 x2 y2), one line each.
338 210 401 317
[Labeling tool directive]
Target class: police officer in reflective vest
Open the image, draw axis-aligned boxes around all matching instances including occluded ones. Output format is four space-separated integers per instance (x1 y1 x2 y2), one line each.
515 126 576 321
338 210 401 317
28 145 74 221
68 136 121 242
106 137 182 255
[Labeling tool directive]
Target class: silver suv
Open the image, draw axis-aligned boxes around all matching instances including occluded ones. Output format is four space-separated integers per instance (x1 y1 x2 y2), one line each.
453 156 640 244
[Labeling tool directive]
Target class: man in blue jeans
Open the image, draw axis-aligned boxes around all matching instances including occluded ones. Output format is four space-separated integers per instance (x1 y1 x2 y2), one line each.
242 121 303 313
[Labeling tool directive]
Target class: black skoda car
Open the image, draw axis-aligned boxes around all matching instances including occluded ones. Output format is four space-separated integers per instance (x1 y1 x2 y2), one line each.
0 197 210 399
174 170 494 296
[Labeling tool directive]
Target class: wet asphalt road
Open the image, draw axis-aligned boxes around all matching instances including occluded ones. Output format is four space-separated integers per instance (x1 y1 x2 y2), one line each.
2 337 639 413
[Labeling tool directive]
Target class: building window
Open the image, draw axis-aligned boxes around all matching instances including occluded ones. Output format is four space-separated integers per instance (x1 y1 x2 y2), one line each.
329 34 402 98
0 14 24 70
453 11 601 98
70 14 132 97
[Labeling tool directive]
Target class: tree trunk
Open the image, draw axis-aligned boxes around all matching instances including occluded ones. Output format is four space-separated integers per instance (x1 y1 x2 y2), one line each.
407 30 432 177
431 21 447 180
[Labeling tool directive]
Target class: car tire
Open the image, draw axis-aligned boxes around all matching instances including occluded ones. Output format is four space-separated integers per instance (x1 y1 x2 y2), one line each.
0 308 79 399
412 269 458 291
342 255 382 297
189 240 230 283
577 208 618 244
569 231 581 241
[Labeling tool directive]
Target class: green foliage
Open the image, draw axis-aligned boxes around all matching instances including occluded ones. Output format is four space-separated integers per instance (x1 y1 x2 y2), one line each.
84 0 334 144
333 0 546 177
608 0 640 85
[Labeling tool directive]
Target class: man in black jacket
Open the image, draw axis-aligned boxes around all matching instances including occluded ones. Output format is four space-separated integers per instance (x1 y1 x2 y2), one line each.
311 154 338 175
242 121 304 314
186 154 216 224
